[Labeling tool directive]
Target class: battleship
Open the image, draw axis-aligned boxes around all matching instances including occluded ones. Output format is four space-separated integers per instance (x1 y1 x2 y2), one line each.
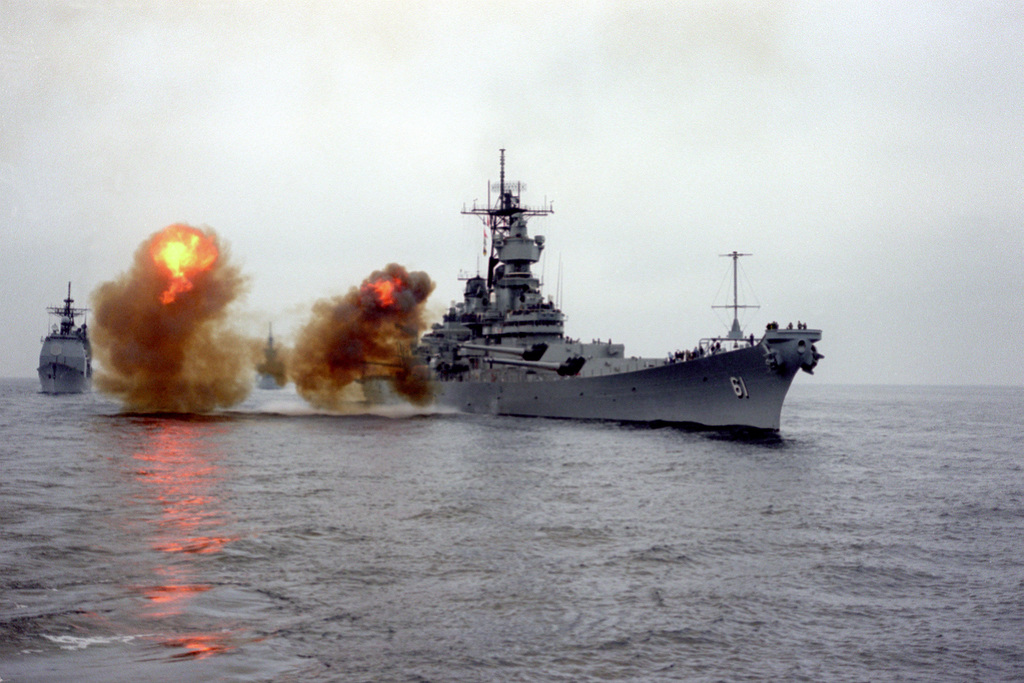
416 151 823 430
38 282 92 394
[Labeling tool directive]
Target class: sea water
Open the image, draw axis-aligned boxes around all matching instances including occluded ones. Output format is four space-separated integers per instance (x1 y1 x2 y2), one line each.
1 379 1021 681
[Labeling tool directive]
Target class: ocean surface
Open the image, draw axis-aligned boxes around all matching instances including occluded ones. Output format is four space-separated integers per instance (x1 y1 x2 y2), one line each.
1 378 1022 682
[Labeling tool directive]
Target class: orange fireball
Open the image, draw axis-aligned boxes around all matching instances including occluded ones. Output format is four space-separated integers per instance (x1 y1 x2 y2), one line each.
150 225 219 304
363 277 398 308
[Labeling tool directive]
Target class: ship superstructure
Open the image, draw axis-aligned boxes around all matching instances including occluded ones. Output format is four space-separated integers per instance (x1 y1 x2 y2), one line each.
38 282 92 394
256 323 285 389
417 151 823 430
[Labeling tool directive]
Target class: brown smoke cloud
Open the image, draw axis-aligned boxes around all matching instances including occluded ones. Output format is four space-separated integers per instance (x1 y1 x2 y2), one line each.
289 263 435 410
91 224 252 412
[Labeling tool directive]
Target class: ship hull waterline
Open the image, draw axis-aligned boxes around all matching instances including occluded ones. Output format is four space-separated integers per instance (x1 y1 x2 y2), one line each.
432 343 801 431
38 360 91 394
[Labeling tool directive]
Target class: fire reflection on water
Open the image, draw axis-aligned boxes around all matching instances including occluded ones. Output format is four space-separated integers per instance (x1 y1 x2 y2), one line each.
130 418 239 660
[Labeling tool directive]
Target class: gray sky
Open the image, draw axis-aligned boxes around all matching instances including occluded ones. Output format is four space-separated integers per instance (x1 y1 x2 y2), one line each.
3 1 1022 385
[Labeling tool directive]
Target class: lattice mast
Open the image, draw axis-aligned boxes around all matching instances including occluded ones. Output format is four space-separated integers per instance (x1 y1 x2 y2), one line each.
462 149 553 291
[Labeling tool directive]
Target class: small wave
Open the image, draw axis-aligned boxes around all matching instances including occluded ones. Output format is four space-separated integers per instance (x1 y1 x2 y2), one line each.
404 504 482 521
630 544 697 565
42 633 145 650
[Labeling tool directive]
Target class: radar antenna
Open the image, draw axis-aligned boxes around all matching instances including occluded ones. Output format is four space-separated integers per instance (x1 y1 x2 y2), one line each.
462 149 553 290
48 282 88 335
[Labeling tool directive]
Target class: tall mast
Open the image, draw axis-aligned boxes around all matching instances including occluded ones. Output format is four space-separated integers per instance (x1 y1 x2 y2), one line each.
64 281 73 316
499 147 505 200
462 149 553 290
49 282 88 335
713 251 757 340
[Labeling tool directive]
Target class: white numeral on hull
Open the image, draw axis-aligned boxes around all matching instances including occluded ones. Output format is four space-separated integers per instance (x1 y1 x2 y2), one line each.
730 376 749 399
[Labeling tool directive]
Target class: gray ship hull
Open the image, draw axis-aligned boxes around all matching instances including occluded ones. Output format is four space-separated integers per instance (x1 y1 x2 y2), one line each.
433 332 816 431
257 374 283 390
38 342 91 394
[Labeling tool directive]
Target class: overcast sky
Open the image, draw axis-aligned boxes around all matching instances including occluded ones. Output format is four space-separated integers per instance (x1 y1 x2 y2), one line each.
3 1 1022 386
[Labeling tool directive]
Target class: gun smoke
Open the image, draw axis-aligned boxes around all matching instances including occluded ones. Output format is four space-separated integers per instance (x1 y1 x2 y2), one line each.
290 264 435 410
91 227 435 413
90 224 251 412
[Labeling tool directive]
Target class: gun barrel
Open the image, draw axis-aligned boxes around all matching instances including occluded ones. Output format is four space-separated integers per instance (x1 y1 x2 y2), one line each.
459 342 548 361
484 355 585 377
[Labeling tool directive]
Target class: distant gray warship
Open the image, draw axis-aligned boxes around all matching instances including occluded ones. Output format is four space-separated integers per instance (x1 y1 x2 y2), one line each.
38 283 92 394
417 151 823 430
256 324 285 389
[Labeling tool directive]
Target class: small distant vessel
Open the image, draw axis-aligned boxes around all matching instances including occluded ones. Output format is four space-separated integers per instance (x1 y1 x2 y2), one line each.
256 324 285 389
38 282 92 394
416 151 823 431
359 373 400 405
